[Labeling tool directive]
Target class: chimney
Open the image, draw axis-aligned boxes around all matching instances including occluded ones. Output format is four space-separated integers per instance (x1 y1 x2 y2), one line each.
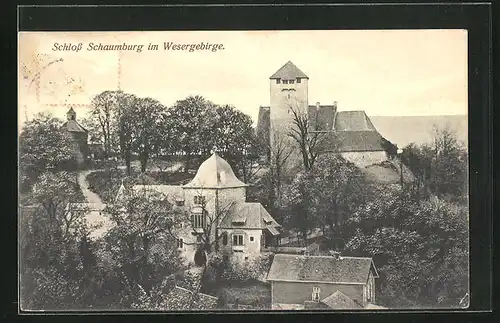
316 102 320 109
333 101 338 108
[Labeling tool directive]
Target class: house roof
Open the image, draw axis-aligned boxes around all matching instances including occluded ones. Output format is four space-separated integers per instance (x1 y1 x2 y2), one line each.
266 254 377 284
321 291 362 309
183 153 247 189
334 111 377 131
318 131 386 153
219 202 281 232
270 61 309 80
61 120 88 133
308 105 337 131
164 286 218 310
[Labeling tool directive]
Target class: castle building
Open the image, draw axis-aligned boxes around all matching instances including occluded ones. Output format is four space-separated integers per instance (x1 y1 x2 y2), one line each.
61 107 90 165
257 61 400 172
117 152 282 265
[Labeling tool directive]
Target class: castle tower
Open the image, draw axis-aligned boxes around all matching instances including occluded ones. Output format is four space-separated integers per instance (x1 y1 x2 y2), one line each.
269 61 309 171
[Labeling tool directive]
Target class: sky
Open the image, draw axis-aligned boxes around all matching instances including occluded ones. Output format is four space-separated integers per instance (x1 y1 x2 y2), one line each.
18 30 468 130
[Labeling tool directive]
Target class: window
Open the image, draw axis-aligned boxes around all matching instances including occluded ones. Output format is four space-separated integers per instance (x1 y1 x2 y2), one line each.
191 211 207 228
276 79 281 84
283 80 289 84
194 196 206 205
177 238 184 249
250 236 254 242
244 257 248 261
222 232 228 246
289 80 295 84
312 287 321 302
233 234 244 246
297 78 301 83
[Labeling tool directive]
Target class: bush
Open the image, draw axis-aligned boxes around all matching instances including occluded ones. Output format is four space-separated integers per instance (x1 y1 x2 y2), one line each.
208 253 274 283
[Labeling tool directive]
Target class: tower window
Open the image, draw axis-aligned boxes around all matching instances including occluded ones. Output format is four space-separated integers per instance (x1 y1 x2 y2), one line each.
297 78 301 83
250 236 254 242
276 79 281 84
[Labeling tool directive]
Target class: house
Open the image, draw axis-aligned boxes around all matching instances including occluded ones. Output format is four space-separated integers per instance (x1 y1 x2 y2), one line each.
60 107 90 165
266 253 381 310
256 61 413 183
121 152 282 265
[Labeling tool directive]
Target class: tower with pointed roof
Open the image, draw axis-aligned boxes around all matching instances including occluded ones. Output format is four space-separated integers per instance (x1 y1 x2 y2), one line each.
268 61 310 170
61 107 89 165
269 61 309 132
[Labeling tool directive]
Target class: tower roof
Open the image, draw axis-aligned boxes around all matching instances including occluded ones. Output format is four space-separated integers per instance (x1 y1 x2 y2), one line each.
183 153 247 189
270 61 309 80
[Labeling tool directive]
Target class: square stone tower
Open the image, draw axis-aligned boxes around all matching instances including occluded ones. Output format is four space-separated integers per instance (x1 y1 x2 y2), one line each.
269 61 309 171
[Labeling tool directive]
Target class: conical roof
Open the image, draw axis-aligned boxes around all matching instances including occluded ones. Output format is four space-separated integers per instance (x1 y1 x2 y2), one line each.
270 61 308 80
183 153 247 189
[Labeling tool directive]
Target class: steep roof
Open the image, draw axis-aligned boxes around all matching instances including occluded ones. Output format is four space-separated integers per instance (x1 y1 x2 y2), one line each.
270 61 309 80
267 254 377 284
61 120 88 133
334 111 377 131
308 105 337 131
318 131 386 153
219 202 281 232
183 153 247 189
321 291 362 309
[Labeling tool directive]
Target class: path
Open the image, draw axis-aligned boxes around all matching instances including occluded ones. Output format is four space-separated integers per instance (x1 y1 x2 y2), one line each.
77 169 113 240
77 169 104 205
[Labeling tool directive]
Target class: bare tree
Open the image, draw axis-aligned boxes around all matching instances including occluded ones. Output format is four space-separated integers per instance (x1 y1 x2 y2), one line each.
286 102 328 171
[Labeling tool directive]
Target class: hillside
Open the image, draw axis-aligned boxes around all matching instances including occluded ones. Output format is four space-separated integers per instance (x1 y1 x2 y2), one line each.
370 115 468 148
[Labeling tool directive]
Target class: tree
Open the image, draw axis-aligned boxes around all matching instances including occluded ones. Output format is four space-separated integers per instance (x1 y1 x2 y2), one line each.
131 97 166 173
402 125 468 203
116 93 139 176
19 112 75 191
344 192 469 308
307 154 370 248
20 172 96 310
104 186 184 293
87 90 123 158
207 105 260 183
287 102 328 171
168 96 216 171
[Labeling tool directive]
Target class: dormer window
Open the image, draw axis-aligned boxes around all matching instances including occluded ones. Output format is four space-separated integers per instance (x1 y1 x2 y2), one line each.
283 80 289 84
289 80 295 84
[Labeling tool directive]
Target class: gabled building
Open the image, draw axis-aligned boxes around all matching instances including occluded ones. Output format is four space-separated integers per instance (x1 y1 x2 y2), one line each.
124 152 281 265
256 61 412 183
60 107 89 165
266 253 381 310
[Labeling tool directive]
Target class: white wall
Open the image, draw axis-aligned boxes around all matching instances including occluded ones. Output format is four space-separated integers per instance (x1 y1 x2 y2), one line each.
341 151 387 168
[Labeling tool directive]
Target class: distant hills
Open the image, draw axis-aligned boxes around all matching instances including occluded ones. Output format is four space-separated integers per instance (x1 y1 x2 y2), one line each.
370 115 468 148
